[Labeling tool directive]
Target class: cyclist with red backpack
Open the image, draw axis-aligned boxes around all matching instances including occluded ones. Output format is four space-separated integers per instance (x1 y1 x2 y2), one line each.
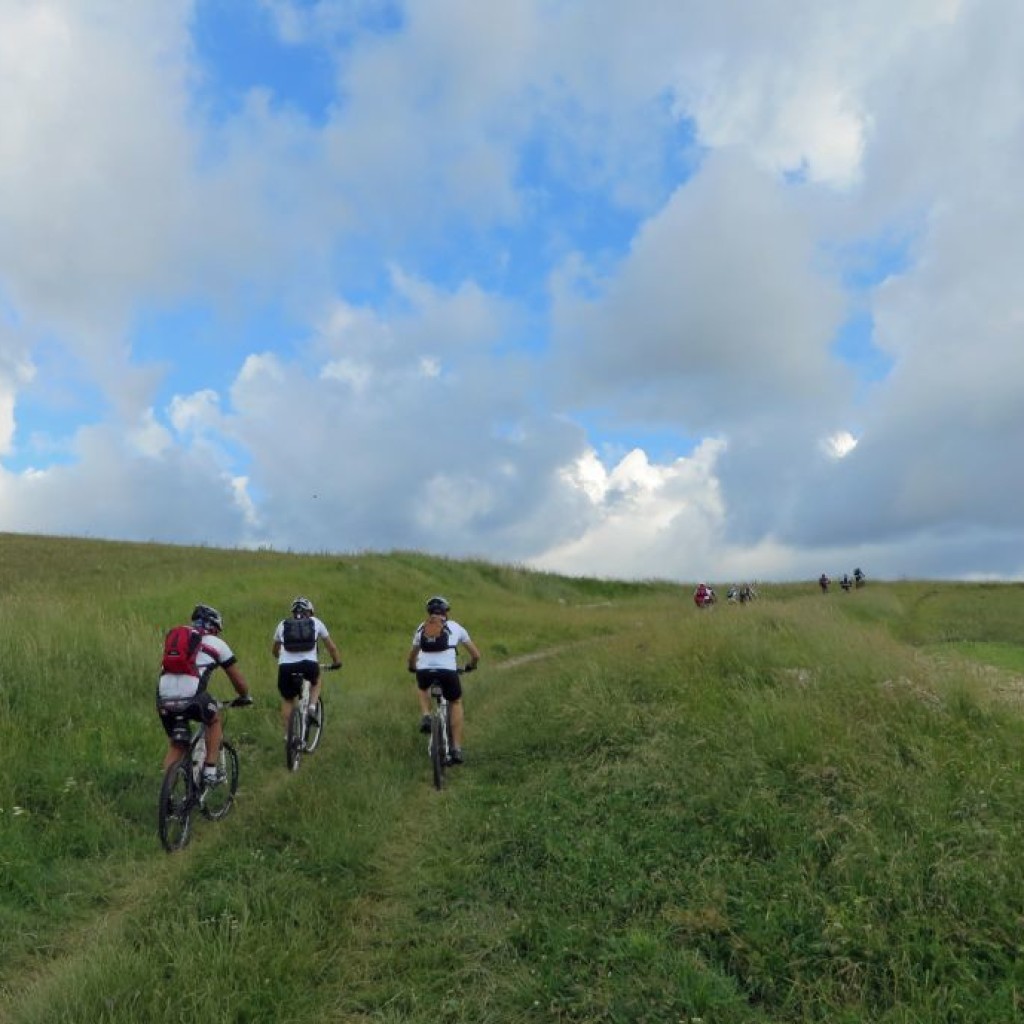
272 597 342 736
156 604 251 784
407 595 480 765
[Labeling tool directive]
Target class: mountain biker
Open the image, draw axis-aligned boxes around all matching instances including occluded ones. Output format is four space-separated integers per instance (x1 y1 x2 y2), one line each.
407 595 480 765
272 597 341 736
853 567 865 587
840 573 853 591
156 604 251 785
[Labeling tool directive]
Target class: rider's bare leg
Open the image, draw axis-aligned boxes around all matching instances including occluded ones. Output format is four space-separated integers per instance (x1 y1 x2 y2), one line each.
204 714 223 766
450 698 464 749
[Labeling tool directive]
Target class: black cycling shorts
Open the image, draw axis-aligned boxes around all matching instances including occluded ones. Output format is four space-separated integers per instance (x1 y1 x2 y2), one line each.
278 659 320 700
416 667 462 702
157 691 218 740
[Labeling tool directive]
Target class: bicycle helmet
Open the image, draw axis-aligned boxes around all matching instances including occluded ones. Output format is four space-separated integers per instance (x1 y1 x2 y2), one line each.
425 595 450 615
291 596 315 616
191 603 223 632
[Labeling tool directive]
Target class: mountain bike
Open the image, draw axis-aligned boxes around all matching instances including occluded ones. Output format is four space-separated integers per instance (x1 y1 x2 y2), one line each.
424 665 473 791
286 663 339 772
158 696 252 852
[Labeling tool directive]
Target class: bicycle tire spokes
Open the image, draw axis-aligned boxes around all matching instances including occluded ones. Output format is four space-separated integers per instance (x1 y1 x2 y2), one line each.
201 741 239 821
304 696 324 754
287 705 304 771
158 761 195 852
430 714 446 790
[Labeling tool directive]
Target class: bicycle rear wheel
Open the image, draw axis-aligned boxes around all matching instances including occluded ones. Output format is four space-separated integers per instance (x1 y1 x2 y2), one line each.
287 705 304 771
201 740 239 821
158 760 194 852
304 696 324 754
430 714 445 790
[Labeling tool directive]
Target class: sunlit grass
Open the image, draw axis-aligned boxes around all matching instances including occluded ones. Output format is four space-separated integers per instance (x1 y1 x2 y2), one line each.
2 532 1024 1022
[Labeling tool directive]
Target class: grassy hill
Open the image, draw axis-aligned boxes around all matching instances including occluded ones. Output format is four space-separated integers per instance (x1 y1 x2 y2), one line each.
1 532 1023 1023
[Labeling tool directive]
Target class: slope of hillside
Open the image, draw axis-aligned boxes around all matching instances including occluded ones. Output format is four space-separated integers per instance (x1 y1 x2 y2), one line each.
2 533 1023 1023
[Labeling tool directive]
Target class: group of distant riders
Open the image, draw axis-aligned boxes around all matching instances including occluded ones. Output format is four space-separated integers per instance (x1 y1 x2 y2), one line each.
692 568 867 609
155 594 481 787
692 581 757 608
819 568 866 593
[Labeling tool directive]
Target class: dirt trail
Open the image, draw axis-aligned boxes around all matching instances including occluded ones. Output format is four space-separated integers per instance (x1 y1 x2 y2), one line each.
494 640 588 671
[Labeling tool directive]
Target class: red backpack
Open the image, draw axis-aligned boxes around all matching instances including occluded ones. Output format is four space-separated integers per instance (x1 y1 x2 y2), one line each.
162 625 203 676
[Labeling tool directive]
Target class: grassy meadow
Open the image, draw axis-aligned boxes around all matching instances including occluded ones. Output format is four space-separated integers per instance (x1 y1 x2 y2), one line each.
1 532 1024 1022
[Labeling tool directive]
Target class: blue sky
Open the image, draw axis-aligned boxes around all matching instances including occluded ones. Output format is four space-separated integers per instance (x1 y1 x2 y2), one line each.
1 0 1022 582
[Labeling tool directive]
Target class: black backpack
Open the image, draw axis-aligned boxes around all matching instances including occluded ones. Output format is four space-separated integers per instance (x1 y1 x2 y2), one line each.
281 616 317 652
418 616 451 654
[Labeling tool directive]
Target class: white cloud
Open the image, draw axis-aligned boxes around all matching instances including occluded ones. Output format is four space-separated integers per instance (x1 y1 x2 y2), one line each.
551 152 849 430
1 1 1023 583
822 431 858 459
532 440 728 580
168 390 222 436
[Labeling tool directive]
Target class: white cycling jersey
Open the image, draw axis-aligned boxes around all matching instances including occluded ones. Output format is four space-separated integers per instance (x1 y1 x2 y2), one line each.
412 618 472 671
273 615 333 666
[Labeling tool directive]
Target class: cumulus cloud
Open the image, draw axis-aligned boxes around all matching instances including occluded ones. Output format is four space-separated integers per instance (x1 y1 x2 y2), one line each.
0 417 249 546
551 152 850 430
0 0 1022 582
223 301 594 558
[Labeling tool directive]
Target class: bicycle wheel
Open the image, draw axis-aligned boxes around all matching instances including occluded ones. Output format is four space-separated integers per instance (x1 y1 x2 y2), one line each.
287 705 304 772
201 740 239 821
158 759 195 852
430 714 445 791
304 696 324 754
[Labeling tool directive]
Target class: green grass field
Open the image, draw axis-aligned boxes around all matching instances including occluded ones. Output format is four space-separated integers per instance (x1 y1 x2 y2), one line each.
2 532 1023 1023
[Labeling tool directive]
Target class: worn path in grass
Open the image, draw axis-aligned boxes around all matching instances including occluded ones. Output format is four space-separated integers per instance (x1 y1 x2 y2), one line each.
0 640 582 1024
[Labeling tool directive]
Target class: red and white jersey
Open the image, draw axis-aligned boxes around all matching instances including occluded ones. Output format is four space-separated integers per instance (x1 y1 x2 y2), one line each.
158 632 237 699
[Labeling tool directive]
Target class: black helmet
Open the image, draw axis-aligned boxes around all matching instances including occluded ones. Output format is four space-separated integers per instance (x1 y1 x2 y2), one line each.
425 595 450 615
291 596 315 616
191 603 223 632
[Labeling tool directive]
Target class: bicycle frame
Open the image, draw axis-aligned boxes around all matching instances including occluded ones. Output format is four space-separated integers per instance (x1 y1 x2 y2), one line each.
285 663 334 771
158 697 246 852
427 682 452 790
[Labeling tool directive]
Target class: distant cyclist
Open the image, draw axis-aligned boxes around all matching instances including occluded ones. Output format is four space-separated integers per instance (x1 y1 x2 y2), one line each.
156 604 251 785
853 567 866 588
272 597 342 737
840 573 852 592
407 595 480 765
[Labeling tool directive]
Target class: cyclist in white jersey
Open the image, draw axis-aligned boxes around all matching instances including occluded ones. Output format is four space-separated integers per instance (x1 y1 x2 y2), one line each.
272 597 341 735
407 595 480 764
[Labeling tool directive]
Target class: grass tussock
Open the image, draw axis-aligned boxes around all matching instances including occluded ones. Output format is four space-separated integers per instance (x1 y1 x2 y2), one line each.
1 532 1024 1022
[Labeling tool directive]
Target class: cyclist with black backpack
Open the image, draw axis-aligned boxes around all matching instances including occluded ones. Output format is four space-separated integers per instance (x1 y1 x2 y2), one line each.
272 597 341 736
407 595 480 765
156 604 252 784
